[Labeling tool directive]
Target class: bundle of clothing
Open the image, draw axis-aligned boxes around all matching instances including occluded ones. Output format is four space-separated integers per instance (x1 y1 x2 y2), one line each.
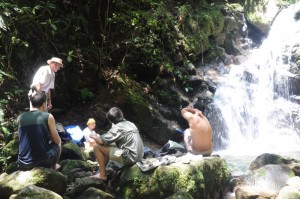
137 140 188 172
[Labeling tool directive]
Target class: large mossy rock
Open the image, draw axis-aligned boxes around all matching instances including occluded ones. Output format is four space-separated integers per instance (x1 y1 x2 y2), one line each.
0 167 67 199
244 0 296 35
61 141 87 161
64 177 109 199
9 185 63 199
166 192 194 199
60 159 95 173
94 75 181 146
112 156 231 199
244 0 283 34
59 159 96 183
76 187 114 199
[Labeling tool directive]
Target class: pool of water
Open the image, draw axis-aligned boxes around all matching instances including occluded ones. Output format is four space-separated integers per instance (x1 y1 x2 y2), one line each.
219 150 300 199
216 150 300 176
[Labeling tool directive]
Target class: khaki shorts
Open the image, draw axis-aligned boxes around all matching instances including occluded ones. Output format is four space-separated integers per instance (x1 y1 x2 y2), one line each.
109 146 124 164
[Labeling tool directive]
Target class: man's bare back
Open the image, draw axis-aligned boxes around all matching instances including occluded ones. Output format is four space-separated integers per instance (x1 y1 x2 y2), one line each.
181 107 213 156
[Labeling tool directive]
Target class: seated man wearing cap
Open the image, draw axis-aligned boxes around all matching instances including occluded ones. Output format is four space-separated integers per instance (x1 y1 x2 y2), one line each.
29 57 64 110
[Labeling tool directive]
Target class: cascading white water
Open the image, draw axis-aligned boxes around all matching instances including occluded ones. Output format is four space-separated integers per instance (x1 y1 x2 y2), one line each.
213 2 300 157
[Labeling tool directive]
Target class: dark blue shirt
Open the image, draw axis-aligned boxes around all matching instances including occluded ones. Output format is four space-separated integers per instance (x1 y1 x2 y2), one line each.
17 110 51 165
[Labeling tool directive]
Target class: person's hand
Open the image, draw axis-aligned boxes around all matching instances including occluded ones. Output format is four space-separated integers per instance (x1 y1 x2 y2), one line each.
47 101 52 110
196 110 203 117
89 133 98 140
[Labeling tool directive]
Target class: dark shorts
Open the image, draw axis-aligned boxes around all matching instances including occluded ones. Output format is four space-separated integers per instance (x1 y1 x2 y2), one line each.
44 143 60 166
18 144 60 170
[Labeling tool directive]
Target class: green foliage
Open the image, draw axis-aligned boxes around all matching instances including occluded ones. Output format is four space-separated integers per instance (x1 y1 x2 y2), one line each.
0 0 227 143
0 69 13 85
66 50 76 63
173 67 194 93
0 1 230 175
0 139 18 172
152 77 182 107
0 0 107 108
176 2 224 61
0 90 22 140
0 0 226 112
0 69 21 145
0 155 7 172
79 88 95 104
110 1 179 72
280 0 299 7
0 1 60 69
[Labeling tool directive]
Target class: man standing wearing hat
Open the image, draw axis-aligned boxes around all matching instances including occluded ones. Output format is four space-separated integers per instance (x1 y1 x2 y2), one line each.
29 57 64 110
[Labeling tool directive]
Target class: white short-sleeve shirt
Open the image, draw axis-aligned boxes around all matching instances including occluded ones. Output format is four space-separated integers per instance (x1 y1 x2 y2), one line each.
31 65 55 93
83 127 96 143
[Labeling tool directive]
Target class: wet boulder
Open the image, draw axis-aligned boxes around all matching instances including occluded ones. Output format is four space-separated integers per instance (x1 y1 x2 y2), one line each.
0 167 67 199
112 155 231 199
75 187 114 199
9 185 63 199
249 153 299 171
244 0 282 34
61 141 87 161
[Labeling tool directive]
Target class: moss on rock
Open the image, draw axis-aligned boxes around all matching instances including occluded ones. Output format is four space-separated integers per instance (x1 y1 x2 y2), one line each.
0 167 67 198
60 159 94 173
112 156 231 199
61 141 87 161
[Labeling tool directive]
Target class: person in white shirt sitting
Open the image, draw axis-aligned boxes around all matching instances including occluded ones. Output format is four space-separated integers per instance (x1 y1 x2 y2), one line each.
83 118 97 151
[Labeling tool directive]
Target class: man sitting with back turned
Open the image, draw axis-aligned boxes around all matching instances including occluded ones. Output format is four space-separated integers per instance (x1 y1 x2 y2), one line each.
17 89 61 170
181 106 213 156
90 107 144 180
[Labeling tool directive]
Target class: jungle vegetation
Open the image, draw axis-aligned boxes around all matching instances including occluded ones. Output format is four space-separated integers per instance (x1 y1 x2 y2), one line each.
0 0 240 170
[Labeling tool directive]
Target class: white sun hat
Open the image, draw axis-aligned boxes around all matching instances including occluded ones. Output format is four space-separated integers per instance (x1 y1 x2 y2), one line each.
47 57 63 67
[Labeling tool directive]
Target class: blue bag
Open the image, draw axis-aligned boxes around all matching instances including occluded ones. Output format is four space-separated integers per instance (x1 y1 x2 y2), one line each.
65 125 85 146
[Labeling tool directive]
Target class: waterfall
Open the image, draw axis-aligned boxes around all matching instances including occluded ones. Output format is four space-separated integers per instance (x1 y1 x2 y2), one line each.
212 2 300 156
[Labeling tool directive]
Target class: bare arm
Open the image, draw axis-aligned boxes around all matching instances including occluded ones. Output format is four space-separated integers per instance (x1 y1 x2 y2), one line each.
90 133 104 145
47 90 52 110
181 107 204 127
48 114 61 145
181 107 194 120
47 91 51 101
181 107 203 119
31 83 41 91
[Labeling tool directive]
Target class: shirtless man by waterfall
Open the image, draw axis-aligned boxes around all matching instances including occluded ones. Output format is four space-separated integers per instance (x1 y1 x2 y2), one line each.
181 106 213 156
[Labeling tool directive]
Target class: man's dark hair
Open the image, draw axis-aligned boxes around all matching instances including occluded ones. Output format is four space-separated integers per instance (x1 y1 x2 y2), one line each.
106 107 125 124
29 89 46 108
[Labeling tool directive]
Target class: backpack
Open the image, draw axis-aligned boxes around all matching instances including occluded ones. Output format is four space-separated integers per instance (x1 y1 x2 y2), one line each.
56 123 72 143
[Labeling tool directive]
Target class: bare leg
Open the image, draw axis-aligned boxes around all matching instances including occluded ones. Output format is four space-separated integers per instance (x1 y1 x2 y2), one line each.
91 144 110 180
